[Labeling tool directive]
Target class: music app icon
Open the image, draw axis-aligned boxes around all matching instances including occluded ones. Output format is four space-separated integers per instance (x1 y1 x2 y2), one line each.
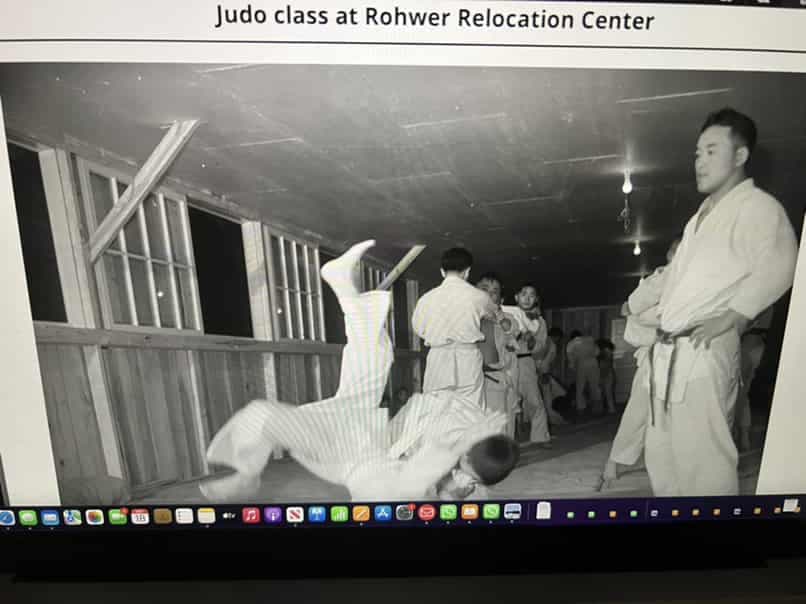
242 507 261 524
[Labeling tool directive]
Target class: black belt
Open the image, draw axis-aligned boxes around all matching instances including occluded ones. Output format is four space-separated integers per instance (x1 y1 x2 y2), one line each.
516 353 533 358
648 327 696 426
484 373 500 384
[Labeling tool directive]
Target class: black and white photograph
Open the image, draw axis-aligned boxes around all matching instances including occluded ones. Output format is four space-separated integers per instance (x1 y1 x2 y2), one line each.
0 63 803 506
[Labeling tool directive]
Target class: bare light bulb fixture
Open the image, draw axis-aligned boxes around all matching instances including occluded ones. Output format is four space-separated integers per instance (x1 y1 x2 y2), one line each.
622 171 633 195
633 240 641 256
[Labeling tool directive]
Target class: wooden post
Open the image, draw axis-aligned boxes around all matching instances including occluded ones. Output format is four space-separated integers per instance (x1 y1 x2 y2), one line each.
39 148 125 480
242 222 283 459
89 120 200 262
406 279 423 393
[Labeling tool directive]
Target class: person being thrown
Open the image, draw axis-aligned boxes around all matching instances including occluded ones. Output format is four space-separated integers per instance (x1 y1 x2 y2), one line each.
199 240 519 502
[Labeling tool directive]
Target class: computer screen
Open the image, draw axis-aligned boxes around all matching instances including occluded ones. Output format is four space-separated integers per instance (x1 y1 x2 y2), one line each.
0 0 804 534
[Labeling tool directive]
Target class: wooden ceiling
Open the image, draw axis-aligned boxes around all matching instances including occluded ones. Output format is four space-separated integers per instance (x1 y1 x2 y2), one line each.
1 63 804 306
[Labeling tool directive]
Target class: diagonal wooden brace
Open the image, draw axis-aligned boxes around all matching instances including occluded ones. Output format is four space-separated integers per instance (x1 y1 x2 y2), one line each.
89 119 200 263
377 244 426 291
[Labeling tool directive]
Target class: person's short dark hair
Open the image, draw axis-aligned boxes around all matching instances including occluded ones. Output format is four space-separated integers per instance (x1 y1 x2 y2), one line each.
476 272 502 287
569 330 583 340
517 282 538 295
549 327 564 339
466 435 520 486
441 247 473 273
700 108 757 157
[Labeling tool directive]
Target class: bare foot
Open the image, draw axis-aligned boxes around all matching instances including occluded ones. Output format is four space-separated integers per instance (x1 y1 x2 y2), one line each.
596 459 619 491
321 239 376 299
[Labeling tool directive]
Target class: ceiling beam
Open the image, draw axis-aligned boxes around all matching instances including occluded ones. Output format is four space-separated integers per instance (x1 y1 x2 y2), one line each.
88 119 200 263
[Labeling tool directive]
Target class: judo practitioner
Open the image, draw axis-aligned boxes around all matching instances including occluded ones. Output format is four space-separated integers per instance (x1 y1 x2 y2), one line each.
412 247 497 408
567 331 601 416
199 240 519 502
534 329 568 425
596 339 617 415
645 108 798 497
475 274 520 438
597 237 680 491
503 284 551 446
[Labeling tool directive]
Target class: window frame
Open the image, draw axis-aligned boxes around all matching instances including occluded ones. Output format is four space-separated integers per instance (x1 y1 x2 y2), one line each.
265 228 326 342
75 157 204 334
359 258 396 347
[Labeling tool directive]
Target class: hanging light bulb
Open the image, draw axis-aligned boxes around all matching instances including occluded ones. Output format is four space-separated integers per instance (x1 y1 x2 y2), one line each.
622 171 633 195
633 240 641 256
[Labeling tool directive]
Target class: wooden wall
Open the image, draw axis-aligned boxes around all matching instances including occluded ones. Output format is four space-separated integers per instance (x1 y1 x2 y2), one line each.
34 324 425 493
36 344 107 496
103 348 206 487
196 350 267 442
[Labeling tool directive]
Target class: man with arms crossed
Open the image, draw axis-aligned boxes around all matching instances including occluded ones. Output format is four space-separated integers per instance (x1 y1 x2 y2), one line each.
645 108 798 496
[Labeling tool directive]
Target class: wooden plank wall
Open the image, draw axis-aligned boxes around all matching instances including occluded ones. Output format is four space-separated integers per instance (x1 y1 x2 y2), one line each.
195 350 268 442
544 306 638 404
104 347 207 487
36 344 108 494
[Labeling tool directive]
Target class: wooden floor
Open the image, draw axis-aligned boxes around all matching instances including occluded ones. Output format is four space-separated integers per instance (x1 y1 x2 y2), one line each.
133 409 764 504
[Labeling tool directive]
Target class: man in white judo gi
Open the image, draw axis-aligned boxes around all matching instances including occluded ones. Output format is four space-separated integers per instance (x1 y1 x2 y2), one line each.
199 240 519 502
645 108 798 496
475 274 520 438
412 247 497 409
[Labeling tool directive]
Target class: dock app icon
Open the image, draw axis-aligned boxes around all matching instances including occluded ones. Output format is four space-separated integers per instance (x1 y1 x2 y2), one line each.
85 510 104 526
0 510 15 527
395 505 414 521
63 510 82 526
41 510 61 526
286 507 304 523
264 507 283 524
503 503 522 520
175 508 194 525
308 506 327 523
131 508 150 525
536 501 552 520
242 507 261 524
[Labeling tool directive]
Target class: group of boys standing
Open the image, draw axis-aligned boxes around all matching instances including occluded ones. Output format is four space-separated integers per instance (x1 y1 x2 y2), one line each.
411 250 564 450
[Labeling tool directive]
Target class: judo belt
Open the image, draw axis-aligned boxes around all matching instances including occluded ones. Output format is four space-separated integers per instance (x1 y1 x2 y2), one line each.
431 342 478 392
647 327 695 426
484 373 500 384
516 353 533 358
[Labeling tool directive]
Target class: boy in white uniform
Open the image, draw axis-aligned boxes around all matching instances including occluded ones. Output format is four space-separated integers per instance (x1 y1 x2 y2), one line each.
503 284 551 446
412 248 497 408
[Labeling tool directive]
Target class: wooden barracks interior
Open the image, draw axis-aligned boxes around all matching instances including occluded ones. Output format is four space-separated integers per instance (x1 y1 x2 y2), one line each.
1 64 804 504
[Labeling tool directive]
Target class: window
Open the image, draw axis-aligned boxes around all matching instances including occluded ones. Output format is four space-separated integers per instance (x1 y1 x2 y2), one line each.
267 232 325 341
393 279 410 349
76 159 201 331
8 142 67 323
360 260 395 346
188 206 252 338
